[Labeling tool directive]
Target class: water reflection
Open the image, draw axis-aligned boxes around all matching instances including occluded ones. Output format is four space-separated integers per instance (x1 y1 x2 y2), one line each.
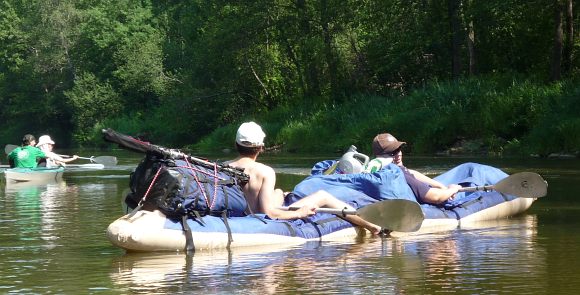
2 154 578 294
395 215 546 293
3 180 79 248
109 215 545 294
0 177 120 294
110 244 303 294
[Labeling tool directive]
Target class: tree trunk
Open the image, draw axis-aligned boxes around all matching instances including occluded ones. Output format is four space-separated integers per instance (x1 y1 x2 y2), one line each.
562 0 573 74
550 0 564 81
464 0 476 75
449 0 462 79
320 0 341 102
466 19 477 75
296 0 320 100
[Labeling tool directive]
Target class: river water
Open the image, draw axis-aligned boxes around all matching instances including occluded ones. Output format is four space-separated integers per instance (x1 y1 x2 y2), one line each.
1 150 579 294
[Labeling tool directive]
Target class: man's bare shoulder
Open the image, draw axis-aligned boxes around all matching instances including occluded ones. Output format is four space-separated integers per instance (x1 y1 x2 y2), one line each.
247 162 275 176
228 158 274 175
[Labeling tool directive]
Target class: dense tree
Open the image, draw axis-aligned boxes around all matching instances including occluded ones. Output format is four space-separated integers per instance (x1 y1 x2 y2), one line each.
0 0 577 147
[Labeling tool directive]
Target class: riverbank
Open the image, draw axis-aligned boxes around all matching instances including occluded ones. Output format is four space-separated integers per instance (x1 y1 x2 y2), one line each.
191 75 580 157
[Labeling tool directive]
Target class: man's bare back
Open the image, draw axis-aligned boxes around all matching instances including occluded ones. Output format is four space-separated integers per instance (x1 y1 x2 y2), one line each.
229 122 381 234
227 156 284 214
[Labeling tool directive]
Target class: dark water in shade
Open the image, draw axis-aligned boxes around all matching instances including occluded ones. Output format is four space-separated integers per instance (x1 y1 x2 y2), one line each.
1 150 579 294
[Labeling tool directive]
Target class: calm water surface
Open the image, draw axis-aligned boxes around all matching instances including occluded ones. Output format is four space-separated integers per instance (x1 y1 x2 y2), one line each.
1 150 579 294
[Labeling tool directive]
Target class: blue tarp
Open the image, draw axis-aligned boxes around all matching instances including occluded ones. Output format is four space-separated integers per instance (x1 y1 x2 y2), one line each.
291 161 511 211
164 162 517 237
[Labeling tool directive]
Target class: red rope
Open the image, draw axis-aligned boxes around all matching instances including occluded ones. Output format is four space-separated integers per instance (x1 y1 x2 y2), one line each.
174 165 226 180
184 158 213 209
140 167 162 205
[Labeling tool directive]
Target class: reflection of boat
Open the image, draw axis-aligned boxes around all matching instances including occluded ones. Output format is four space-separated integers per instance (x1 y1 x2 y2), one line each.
4 167 64 182
4 178 64 192
107 162 537 252
110 243 326 294
3 179 70 247
110 244 301 290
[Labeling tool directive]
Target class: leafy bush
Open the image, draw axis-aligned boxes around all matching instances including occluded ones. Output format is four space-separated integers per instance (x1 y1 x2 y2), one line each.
184 75 580 157
64 72 122 145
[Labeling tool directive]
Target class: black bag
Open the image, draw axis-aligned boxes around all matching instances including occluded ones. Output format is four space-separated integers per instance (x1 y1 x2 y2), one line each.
126 153 249 220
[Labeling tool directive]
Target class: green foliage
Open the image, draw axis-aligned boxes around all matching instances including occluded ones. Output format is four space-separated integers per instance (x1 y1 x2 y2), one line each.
113 32 169 96
0 1 27 71
193 124 239 153
64 72 122 144
197 75 580 156
0 0 578 153
523 82 580 155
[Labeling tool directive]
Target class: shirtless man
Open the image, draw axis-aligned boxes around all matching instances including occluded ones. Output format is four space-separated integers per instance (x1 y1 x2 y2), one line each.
227 122 382 234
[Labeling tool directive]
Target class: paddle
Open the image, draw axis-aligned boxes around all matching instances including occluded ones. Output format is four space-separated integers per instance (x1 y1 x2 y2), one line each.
281 199 425 232
5 144 117 166
458 172 548 198
65 163 105 170
4 144 18 155
59 155 118 167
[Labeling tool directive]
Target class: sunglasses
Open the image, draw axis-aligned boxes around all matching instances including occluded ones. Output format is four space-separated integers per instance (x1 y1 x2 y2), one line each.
384 148 402 157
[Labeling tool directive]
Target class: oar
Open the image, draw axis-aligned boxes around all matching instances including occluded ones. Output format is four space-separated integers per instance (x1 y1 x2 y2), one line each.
60 155 118 167
6 144 117 166
281 199 425 232
4 144 18 155
459 172 548 198
65 163 105 170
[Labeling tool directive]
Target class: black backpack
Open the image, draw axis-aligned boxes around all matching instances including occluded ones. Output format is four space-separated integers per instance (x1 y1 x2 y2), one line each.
126 153 250 220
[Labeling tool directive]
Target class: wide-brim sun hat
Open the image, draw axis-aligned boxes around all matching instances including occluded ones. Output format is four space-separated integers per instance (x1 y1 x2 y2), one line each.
236 122 266 147
36 135 56 147
372 133 406 156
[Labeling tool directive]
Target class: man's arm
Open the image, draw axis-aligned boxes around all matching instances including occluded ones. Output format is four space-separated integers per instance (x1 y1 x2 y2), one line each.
408 169 447 189
48 153 78 165
422 184 462 204
257 165 314 220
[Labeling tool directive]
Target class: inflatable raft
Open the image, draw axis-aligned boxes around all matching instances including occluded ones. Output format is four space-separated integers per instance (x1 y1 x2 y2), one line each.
107 161 540 252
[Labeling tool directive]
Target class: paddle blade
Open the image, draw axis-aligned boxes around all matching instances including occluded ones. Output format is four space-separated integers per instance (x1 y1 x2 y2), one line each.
357 199 425 232
495 172 548 198
91 156 118 166
4 144 18 155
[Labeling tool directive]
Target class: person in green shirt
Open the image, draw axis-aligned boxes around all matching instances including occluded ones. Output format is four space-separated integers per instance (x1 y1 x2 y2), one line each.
8 134 46 168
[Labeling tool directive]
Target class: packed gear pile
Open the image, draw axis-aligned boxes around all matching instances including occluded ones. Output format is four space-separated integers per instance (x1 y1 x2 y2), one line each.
102 128 253 251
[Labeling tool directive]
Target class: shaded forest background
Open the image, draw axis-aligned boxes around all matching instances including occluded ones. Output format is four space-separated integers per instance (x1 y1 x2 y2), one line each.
1 0 578 156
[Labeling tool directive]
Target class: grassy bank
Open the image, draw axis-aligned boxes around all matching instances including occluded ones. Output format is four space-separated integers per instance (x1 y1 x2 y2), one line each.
193 75 580 157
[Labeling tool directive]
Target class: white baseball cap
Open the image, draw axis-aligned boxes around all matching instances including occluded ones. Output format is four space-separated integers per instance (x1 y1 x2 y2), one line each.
236 122 266 147
36 135 55 147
